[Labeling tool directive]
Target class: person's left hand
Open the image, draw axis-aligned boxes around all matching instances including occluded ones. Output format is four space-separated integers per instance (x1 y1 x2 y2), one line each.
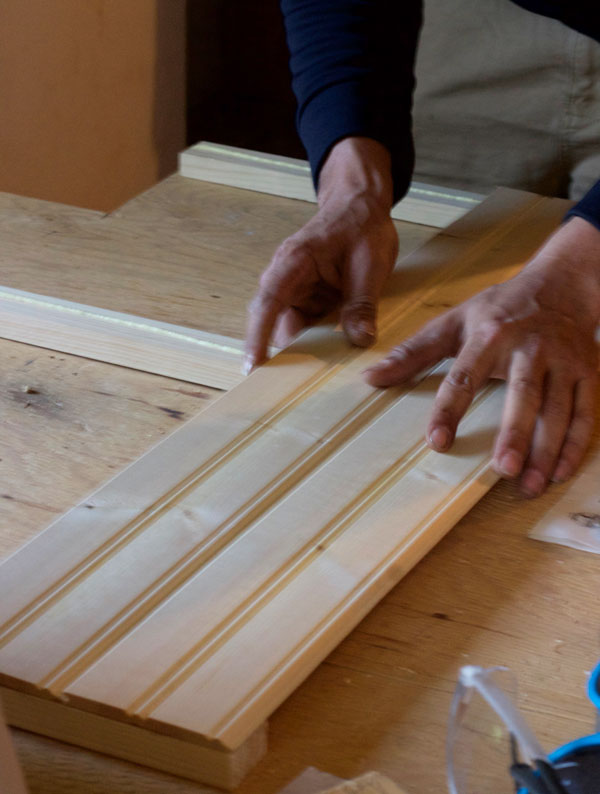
363 216 600 497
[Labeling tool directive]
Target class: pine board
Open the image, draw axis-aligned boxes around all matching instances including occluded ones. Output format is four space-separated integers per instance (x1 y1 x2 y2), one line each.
179 142 483 228
0 286 248 390
0 178 435 376
0 190 569 788
0 701 28 794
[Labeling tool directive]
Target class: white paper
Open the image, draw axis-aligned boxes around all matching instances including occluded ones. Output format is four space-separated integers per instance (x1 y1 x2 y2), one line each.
529 455 600 553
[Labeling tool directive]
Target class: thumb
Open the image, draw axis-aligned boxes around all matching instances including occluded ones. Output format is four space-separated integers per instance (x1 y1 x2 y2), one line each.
341 293 377 347
340 251 383 347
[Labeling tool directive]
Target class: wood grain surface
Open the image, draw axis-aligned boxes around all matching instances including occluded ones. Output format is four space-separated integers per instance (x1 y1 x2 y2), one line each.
179 142 483 229
0 340 221 561
0 286 248 390
0 178 436 342
1 177 597 794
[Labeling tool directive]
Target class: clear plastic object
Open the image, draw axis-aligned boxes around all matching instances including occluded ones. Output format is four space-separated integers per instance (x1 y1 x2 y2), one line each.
447 665 547 794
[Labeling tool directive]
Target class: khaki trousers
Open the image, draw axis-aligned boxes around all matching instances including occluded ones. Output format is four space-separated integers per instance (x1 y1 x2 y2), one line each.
412 0 600 199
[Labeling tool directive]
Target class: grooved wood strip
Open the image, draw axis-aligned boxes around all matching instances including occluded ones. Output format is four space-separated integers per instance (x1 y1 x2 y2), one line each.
0 286 249 390
0 190 570 787
179 142 484 228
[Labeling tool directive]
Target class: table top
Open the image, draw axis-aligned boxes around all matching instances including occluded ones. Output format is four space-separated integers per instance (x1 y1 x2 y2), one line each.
1 177 598 794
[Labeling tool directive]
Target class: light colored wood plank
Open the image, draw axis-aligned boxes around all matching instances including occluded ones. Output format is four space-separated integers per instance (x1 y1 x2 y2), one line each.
2 688 265 791
0 701 28 794
11 728 220 794
179 142 484 228
0 339 221 562
0 178 437 343
0 286 248 390
0 190 571 788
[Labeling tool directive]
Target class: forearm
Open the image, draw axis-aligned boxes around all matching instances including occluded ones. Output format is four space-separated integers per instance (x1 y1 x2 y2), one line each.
317 137 394 212
280 0 422 203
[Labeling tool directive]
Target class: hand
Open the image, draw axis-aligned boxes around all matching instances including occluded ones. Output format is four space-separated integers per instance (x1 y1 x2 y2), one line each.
364 217 600 497
244 137 398 373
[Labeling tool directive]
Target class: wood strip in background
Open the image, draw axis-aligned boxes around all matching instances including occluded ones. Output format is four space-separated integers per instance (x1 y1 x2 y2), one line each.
179 142 484 228
0 286 248 390
0 190 570 788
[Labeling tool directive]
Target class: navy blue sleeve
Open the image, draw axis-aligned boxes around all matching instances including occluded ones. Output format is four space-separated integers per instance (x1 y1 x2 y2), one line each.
565 180 600 232
280 1 422 204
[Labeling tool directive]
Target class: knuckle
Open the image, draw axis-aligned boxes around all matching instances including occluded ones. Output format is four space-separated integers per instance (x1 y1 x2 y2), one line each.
543 391 571 421
571 414 595 437
478 319 505 346
560 440 585 464
390 339 420 362
433 407 458 428
581 361 599 379
509 376 540 400
271 237 316 273
503 427 531 451
445 367 476 396
248 292 265 315
523 337 544 362
533 439 562 465
343 296 376 321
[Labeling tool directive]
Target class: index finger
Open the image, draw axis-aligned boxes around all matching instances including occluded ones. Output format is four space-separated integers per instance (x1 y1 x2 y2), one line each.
244 289 286 374
244 242 319 373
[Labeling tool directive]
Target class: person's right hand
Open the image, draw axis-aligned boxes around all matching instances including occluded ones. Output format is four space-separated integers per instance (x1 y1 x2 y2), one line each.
244 137 398 373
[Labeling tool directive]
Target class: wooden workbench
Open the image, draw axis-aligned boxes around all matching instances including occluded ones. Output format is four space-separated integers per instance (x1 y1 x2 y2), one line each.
1 176 598 794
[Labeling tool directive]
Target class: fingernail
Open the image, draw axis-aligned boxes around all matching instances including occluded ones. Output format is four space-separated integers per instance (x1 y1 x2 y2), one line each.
497 450 522 478
429 426 451 451
241 356 254 377
521 469 545 498
350 320 375 346
551 461 571 483
357 320 375 339
362 354 396 374
362 364 384 376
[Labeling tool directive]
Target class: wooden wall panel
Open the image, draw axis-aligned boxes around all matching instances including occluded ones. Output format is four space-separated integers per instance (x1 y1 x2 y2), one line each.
0 190 570 787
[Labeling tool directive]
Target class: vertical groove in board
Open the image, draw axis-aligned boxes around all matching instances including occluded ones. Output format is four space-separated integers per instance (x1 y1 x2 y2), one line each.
0 190 571 787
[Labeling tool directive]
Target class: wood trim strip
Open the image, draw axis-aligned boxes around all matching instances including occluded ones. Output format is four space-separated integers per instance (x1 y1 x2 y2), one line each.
178 142 484 228
0 286 249 390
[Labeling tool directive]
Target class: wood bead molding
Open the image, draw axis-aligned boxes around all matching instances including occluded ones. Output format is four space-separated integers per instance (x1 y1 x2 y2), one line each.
0 190 570 788
179 142 484 228
0 286 250 391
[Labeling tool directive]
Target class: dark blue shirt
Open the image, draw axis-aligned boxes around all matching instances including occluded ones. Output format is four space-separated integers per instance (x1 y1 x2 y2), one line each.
281 0 600 230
